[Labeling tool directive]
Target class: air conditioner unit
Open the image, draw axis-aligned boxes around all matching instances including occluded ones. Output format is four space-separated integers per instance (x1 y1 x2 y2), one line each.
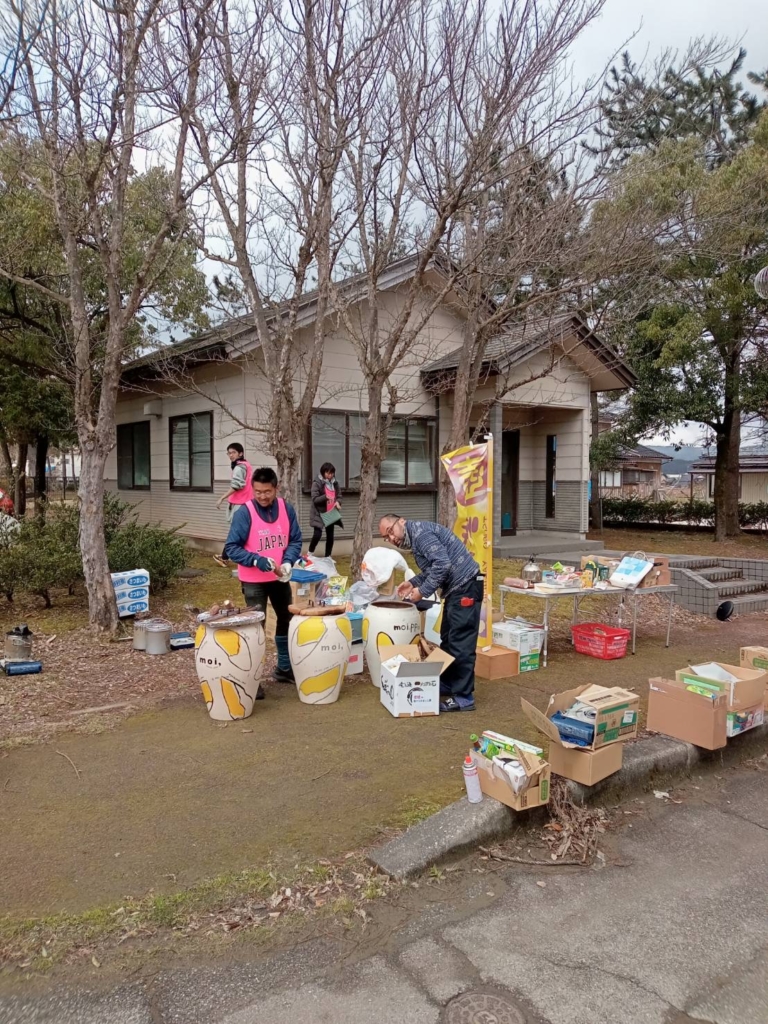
143 400 163 418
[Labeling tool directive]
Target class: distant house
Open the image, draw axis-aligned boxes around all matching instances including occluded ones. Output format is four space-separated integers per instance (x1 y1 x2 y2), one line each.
690 447 768 503
598 442 672 500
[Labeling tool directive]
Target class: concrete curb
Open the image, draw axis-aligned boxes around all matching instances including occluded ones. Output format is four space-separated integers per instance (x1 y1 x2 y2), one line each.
369 725 768 881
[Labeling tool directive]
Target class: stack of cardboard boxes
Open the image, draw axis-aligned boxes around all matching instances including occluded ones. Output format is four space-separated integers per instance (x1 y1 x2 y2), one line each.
477 619 543 680
648 651 767 749
521 685 640 786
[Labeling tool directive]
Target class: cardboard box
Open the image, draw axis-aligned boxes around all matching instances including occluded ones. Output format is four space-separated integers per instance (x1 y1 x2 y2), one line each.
491 619 544 655
675 663 766 713
345 640 364 676
548 742 623 786
379 639 454 718
521 694 626 786
529 684 639 751
727 705 764 737
475 645 519 680
638 556 671 589
518 652 540 673
647 676 727 750
290 579 319 609
473 747 551 811
740 646 768 673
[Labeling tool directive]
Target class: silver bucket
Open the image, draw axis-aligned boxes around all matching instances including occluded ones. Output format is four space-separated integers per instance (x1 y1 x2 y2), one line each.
144 620 172 656
4 632 33 662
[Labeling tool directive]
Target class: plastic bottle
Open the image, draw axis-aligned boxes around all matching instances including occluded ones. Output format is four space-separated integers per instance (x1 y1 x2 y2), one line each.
462 755 483 803
470 734 499 759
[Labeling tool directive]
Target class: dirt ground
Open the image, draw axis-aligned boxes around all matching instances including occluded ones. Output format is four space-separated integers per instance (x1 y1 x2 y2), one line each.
0 545 765 927
589 526 768 559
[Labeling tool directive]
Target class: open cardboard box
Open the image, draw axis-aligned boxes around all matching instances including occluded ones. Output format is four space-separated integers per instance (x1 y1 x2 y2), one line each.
521 694 624 786
740 646 768 676
473 746 551 811
541 684 639 750
647 676 727 750
675 662 766 738
379 637 454 718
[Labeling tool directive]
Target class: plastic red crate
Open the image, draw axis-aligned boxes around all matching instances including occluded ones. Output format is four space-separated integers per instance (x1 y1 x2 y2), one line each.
571 622 630 660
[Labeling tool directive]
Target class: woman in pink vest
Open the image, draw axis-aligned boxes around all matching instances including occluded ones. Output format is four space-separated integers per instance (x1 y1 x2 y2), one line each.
224 466 303 683
213 443 253 568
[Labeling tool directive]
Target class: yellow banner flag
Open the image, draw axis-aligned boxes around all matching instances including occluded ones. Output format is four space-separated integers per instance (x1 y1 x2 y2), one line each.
440 438 493 649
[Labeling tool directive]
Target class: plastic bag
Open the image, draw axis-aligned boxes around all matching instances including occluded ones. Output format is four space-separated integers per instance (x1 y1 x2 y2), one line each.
360 547 409 587
609 552 653 590
348 580 380 609
302 555 337 578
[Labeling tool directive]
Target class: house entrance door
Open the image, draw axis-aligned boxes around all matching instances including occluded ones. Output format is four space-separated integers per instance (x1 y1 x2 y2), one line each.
501 430 519 535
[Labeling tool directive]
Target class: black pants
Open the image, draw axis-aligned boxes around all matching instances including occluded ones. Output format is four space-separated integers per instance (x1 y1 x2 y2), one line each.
241 580 293 638
308 524 335 558
439 577 484 700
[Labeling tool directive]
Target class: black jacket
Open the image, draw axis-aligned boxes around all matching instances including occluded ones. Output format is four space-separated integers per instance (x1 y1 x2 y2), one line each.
309 476 343 530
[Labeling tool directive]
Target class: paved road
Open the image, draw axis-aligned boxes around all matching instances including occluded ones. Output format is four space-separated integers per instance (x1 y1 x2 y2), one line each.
3 764 767 1024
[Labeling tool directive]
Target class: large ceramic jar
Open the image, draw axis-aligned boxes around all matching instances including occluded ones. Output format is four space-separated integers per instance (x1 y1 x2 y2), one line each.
288 612 352 705
363 600 420 687
195 612 266 720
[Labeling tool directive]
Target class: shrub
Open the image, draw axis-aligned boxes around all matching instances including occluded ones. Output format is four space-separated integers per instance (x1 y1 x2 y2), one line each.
600 496 768 529
107 521 188 590
4 514 84 607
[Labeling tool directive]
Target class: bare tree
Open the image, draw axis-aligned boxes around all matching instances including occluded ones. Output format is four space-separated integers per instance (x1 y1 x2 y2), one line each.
335 0 611 571
159 0 401 503
4 0 214 630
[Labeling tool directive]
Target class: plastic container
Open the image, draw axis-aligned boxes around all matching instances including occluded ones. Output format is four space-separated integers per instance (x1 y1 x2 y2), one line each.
571 622 630 660
493 755 530 795
550 711 594 746
463 755 483 803
144 620 172 656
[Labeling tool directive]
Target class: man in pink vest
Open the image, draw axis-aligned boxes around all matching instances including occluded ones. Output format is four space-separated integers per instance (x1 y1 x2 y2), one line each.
224 466 303 682
213 443 253 568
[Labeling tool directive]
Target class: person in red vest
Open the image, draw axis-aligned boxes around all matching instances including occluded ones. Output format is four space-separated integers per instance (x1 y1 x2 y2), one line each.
213 443 253 568
224 466 303 683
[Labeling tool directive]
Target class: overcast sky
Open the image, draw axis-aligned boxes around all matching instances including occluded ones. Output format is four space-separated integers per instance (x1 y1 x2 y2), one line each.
568 0 766 446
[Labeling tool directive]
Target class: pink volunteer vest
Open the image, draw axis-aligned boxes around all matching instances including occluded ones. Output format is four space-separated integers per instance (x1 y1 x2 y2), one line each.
228 459 254 505
238 499 290 583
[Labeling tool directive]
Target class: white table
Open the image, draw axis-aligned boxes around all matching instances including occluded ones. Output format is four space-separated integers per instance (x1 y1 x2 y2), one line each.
497 584 678 667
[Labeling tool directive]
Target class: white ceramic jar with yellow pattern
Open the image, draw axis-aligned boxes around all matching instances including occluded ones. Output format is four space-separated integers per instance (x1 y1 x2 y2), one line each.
362 600 421 687
195 612 266 720
288 612 352 704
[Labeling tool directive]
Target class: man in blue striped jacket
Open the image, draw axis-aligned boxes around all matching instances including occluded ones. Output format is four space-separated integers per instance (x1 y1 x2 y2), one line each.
378 515 483 712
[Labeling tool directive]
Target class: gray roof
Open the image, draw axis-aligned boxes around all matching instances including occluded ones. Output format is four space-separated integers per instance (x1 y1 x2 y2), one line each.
421 313 636 388
692 446 768 472
617 443 672 464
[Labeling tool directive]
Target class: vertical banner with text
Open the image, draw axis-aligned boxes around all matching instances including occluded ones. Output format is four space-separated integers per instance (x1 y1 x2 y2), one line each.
440 437 493 649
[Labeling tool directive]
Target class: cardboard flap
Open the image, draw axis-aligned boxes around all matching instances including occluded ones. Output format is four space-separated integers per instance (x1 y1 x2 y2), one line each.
384 643 455 676
649 676 728 707
578 684 637 709
521 697 566 748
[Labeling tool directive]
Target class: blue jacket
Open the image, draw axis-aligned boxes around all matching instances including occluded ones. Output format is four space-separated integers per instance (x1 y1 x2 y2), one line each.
224 499 303 568
405 520 480 599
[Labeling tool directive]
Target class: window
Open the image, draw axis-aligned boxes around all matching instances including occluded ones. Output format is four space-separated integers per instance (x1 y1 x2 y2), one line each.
623 468 655 485
307 411 436 490
545 434 556 518
169 413 213 491
117 422 150 490
599 469 622 488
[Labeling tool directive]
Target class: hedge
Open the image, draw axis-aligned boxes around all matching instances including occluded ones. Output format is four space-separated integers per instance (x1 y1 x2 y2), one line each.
600 497 768 529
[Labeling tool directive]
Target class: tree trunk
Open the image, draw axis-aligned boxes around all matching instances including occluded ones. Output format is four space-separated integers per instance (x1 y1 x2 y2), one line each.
0 435 12 485
713 355 742 540
13 442 27 517
34 434 49 519
78 441 118 632
351 385 385 577
589 392 602 531
275 448 301 510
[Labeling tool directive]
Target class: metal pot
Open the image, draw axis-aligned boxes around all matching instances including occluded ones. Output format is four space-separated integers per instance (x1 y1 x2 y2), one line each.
521 556 542 585
144 620 172 656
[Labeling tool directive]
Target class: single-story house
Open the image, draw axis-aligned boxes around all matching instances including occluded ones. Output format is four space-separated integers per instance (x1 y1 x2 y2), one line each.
108 256 635 553
690 447 768 503
597 442 672 499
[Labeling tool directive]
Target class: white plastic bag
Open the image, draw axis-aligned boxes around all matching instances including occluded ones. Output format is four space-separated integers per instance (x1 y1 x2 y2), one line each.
609 552 653 590
348 580 380 609
360 547 409 587
303 555 337 578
